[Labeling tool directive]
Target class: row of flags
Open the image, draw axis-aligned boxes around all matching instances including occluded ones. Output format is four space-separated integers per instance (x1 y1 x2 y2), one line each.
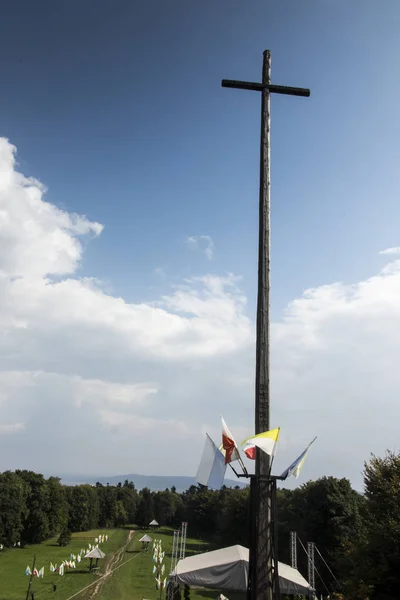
80 532 108 559
94 534 108 544
5 533 109 558
153 564 166 575
25 567 44 577
156 576 167 590
26 559 77 577
152 539 167 591
23 533 109 578
25 565 44 577
1 542 20 549
197 416 317 489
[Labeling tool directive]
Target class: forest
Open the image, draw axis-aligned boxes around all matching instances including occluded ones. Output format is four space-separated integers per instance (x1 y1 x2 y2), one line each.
0 451 399 600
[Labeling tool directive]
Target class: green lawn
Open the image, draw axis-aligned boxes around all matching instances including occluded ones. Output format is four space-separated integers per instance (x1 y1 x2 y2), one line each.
0 527 243 600
94 527 208 600
0 528 124 600
94 528 242 600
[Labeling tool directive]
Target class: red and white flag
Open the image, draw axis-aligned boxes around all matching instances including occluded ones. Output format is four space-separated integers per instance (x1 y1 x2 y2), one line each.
221 416 241 465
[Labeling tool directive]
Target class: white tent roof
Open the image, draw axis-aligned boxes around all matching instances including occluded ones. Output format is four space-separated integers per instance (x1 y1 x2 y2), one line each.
172 545 311 596
149 519 159 526
85 547 106 559
139 534 153 542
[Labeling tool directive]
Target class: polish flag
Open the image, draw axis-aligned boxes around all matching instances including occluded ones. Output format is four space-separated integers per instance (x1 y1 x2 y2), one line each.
221 416 241 465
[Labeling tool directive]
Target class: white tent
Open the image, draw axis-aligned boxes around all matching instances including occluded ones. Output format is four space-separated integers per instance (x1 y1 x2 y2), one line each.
139 534 153 543
172 545 312 597
149 519 159 527
85 547 106 559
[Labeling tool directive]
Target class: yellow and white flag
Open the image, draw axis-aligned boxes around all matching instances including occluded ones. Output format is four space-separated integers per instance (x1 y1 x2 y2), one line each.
241 428 280 459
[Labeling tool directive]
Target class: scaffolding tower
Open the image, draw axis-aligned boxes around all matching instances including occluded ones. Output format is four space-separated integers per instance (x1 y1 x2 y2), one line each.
307 542 316 599
167 522 188 600
171 530 181 573
166 530 180 600
179 522 188 560
290 531 297 570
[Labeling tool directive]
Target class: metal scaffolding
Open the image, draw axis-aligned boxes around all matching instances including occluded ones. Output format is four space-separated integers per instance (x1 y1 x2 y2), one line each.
307 542 316 598
166 530 181 600
290 531 297 570
167 522 188 600
179 522 188 560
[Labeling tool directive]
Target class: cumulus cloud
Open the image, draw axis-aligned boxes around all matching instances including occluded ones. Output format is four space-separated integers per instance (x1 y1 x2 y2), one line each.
0 139 102 280
1 137 400 491
0 138 252 477
186 235 214 260
379 247 400 255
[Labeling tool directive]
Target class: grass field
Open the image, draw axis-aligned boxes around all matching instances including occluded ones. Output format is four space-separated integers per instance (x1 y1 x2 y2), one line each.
0 528 121 600
0 527 243 600
94 528 209 600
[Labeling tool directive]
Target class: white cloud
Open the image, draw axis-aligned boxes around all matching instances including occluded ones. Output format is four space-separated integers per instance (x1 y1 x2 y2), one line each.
0 423 24 435
1 137 400 491
0 138 252 477
0 139 102 280
270 261 400 489
186 235 214 260
379 247 400 255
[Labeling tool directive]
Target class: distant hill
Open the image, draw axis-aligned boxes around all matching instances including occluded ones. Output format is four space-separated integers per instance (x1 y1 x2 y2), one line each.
60 473 247 493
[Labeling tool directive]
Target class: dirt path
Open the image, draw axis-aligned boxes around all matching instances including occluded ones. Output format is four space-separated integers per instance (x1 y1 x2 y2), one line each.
86 530 135 600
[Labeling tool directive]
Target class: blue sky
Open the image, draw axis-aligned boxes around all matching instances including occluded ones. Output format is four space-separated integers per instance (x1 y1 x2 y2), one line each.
1 1 400 487
2 0 399 310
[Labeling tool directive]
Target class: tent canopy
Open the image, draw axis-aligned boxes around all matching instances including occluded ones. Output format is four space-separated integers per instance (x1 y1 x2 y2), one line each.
149 519 159 526
139 534 153 543
172 545 311 597
85 547 105 559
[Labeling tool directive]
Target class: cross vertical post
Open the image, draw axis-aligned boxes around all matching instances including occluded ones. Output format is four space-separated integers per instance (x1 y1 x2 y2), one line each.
222 50 310 600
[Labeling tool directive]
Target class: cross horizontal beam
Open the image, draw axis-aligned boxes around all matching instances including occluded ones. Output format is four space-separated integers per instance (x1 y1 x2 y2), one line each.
235 473 286 482
221 79 310 98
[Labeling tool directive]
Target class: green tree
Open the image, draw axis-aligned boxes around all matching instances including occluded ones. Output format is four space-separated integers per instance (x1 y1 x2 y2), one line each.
277 477 366 595
66 485 99 531
123 480 136 490
181 486 222 539
115 500 128 526
216 487 250 547
153 490 177 526
0 471 29 546
58 527 71 546
359 451 400 600
116 485 138 524
136 488 154 527
97 485 117 528
47 477 68 537
16 471 51 543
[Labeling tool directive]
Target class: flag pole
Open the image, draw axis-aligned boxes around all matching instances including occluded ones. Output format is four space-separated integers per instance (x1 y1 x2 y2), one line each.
222 51 309 600
25 554 36 600
268 444 278 477
238 457 249 477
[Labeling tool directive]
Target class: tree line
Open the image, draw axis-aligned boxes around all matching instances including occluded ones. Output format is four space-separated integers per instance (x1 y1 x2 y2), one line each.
0 451 399 599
